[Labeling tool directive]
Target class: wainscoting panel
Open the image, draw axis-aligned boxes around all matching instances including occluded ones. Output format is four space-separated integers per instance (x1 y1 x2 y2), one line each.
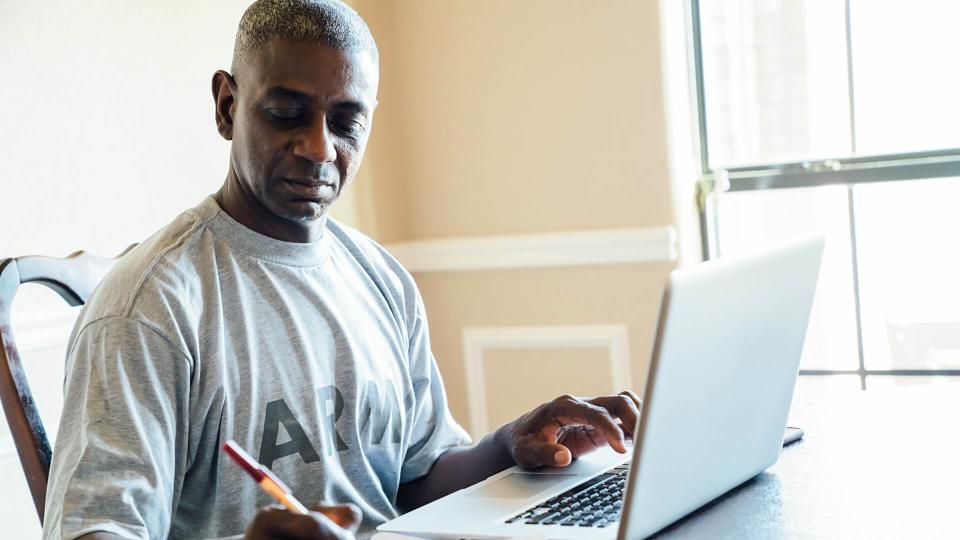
462 325 632 438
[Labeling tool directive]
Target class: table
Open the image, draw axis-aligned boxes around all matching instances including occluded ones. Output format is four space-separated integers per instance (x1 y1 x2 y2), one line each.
375 385 960 540
654 384 960 539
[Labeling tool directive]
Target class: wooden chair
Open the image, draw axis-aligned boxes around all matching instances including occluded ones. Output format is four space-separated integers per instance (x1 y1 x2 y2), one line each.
0 246 134 523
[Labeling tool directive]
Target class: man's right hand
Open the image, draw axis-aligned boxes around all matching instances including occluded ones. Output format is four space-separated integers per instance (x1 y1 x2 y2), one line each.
244 503 362 540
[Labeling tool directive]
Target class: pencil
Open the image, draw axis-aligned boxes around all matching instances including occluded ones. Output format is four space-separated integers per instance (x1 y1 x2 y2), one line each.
223 439 310 514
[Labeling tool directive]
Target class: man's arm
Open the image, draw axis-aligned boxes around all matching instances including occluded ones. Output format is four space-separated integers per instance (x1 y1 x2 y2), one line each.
396 425 515 512
396 392 642 512
43 317 191 539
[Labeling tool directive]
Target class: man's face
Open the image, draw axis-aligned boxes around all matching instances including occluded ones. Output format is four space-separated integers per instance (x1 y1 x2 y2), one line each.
223 40 378 227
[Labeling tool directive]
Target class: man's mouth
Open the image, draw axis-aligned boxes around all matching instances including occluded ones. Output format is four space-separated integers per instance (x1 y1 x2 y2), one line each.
285 178 338 200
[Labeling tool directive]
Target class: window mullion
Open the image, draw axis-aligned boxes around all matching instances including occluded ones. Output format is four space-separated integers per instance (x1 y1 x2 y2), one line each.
844 0 858 155
846 185 867 390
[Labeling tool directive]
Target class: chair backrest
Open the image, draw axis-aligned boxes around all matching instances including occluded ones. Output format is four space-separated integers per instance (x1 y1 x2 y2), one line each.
0 246 134 523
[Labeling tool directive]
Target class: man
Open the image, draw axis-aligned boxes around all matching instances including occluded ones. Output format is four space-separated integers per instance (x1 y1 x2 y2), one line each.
42 1 642 539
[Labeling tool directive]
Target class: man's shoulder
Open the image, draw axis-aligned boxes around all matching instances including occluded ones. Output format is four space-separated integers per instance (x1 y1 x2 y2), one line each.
326 219 409 277
325 218 422 315
81 201 214 323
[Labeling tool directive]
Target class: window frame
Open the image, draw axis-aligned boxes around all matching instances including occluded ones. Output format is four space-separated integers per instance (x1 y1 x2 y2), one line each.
689 0 960 389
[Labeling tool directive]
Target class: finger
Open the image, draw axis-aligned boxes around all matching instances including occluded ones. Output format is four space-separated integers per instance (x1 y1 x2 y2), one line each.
557 425 608 457
621 390 643 438
620 390 643 437
620 390 643 412
311 503 362 533
513 434 572 468
250 506 352 540
247 506 290 535
248 506 320 539
292 511 352 540
552 400 627 453
590 394 641 439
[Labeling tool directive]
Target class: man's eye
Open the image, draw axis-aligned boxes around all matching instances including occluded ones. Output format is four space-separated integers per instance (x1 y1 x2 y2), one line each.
268 108 303 120
335 118 365 136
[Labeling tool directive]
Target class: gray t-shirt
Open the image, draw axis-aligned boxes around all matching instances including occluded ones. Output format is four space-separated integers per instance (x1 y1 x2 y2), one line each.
42 196 470 540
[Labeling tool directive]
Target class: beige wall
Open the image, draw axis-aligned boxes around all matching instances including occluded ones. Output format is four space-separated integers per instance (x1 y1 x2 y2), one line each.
351 0 685 433
354 0 674 242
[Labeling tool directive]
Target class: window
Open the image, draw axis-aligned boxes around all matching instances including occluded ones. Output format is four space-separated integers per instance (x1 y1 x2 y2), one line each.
692 0 960 389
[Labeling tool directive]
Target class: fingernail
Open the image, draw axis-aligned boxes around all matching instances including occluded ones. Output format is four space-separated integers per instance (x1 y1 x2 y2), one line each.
554 450 567 464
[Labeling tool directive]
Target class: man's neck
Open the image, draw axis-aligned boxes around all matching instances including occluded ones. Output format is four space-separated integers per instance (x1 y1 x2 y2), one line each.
214 172 328 243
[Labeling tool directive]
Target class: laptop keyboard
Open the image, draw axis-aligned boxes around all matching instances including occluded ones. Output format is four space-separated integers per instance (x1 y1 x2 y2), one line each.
504 463 630 528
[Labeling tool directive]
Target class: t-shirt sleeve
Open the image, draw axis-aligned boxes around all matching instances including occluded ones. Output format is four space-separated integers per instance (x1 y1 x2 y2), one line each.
42 317 192 540
399 291 472 484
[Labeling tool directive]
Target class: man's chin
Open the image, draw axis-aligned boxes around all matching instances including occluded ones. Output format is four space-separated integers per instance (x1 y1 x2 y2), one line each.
281 199 334 222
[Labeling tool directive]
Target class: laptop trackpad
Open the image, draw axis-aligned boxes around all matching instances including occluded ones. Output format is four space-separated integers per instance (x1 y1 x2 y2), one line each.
467 473 578 499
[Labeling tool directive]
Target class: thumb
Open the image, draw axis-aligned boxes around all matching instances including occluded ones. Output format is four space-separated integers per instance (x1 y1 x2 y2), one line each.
311 503 362 533
514 436 572 468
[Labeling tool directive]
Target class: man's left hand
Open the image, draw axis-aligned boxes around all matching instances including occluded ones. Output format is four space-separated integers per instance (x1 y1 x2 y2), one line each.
503 391 643 469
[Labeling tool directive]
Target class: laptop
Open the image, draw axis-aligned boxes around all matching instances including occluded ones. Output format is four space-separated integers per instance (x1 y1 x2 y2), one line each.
379 237 825 539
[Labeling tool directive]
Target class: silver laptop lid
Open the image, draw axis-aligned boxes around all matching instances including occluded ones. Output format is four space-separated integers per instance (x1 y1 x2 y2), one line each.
619 237 824 539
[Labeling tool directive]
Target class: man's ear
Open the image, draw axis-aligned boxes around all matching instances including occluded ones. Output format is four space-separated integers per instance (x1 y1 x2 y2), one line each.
212 70 237 140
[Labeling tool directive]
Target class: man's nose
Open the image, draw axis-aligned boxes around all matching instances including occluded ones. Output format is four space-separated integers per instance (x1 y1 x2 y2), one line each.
293 120 336 165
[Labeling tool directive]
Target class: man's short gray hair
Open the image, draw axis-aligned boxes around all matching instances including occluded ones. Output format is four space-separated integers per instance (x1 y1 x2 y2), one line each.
232 0 378 71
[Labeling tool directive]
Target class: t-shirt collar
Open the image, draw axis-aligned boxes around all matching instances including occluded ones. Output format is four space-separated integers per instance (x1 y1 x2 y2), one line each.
196 195 331 267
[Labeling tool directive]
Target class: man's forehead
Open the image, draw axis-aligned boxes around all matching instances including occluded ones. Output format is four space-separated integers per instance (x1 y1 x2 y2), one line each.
240 39 378 101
